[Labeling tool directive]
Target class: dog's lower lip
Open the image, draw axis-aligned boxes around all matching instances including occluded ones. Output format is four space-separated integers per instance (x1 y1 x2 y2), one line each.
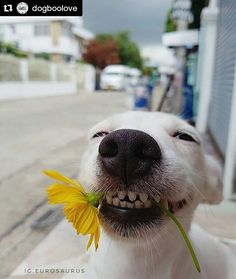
100 202 163 224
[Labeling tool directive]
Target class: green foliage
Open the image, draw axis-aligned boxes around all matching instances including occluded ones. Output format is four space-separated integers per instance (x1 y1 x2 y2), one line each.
164 10 177 33
0 41 27 58
96 31 143 70
115 31 143 69
34 52 50 60
96 33 114 42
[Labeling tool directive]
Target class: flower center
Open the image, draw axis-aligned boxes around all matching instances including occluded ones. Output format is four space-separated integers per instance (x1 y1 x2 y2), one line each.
86 192 102 207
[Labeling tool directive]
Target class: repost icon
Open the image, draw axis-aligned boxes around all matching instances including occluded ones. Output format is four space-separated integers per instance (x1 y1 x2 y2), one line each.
3 4 13 12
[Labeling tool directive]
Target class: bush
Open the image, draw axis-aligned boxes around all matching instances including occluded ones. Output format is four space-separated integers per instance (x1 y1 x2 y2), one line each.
0 41 28 58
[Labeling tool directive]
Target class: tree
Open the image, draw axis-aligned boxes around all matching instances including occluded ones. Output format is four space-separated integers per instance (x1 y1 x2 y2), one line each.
164 10 177 33
82 38 120 90
116 31 143 69
189 0 209 29
82 38 120 70
97 31 143 70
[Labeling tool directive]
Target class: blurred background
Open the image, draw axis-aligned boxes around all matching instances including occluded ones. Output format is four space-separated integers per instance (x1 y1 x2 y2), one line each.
0 0 236 278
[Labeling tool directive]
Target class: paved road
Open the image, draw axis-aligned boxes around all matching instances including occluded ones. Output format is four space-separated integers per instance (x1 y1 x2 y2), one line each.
0 91 127 278
0 92 127 181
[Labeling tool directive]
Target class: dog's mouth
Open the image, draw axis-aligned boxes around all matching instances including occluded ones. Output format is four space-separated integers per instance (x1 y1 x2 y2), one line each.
99 190 188 236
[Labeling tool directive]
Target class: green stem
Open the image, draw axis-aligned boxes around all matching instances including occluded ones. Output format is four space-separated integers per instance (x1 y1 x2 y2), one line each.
86 192 103 208
157 203 201 273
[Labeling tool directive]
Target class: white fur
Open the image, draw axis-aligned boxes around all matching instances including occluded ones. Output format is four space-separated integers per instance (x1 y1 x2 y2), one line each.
77 111 235 279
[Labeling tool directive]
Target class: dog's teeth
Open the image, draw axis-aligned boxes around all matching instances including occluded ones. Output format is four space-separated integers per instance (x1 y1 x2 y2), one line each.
120 201 127 208
107 192 113 198
144 199 152 208
135 200 143 208
139 193 148 203
155 195 161 203
118 191 126 200
106 195 112 204
126 202 134 208
128 191 137 201
113 197 120 207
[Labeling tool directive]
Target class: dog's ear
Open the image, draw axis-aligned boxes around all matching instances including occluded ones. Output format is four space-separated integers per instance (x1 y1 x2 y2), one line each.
203 155 223 204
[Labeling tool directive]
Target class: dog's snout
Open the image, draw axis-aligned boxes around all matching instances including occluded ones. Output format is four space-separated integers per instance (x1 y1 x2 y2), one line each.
98 129 161 184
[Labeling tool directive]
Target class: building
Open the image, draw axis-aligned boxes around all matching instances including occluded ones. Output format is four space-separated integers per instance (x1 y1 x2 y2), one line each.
196 0 236 199
162 0 236 199
0 17 94 61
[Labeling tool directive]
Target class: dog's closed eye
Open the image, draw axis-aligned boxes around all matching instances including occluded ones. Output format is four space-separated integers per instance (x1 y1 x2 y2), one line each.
173 132 199 144
92 131 109 139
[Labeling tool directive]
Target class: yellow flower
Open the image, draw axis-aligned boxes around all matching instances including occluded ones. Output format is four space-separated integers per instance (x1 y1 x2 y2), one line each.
44 170 101 251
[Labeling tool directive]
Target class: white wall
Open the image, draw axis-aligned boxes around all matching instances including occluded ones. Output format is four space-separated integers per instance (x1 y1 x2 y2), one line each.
196 2 219 133
84 64 96 92
23 35 80 58
0 56 96 101
223 61 236 199
0 82 77 100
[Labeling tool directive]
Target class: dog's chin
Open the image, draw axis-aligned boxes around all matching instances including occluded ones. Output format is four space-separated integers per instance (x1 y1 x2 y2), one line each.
99 190 189 239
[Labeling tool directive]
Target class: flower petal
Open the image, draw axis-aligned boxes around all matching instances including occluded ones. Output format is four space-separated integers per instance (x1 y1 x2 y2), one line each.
47 183 86 206
73 206 89 230
76 206 94 234
65 205 100 250
83 210 98 234
64 203 87 227
94 215 100 251
44 170 101 251
79 207 97 234
86 233 94 251
43 170 84 191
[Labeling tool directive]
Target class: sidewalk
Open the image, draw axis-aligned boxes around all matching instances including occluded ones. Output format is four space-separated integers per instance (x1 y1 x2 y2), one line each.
194 201 236 253
9 221 87 279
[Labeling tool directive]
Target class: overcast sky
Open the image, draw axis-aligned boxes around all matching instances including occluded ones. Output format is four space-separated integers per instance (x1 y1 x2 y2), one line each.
83 0 171 48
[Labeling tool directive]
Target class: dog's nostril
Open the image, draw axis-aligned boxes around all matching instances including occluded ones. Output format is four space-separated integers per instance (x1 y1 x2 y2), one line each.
135 143 161 160
99 140 118 158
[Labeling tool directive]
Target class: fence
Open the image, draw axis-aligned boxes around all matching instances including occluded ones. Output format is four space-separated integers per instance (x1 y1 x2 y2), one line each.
0 55 95 101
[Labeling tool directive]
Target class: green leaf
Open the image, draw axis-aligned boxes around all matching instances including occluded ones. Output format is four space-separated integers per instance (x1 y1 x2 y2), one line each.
157 203 201 273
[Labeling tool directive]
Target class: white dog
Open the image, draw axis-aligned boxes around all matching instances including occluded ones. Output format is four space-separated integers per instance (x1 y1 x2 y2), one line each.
78 111 235 279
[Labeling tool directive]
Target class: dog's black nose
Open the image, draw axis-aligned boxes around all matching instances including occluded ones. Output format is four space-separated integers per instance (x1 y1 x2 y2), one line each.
98 129 161 184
